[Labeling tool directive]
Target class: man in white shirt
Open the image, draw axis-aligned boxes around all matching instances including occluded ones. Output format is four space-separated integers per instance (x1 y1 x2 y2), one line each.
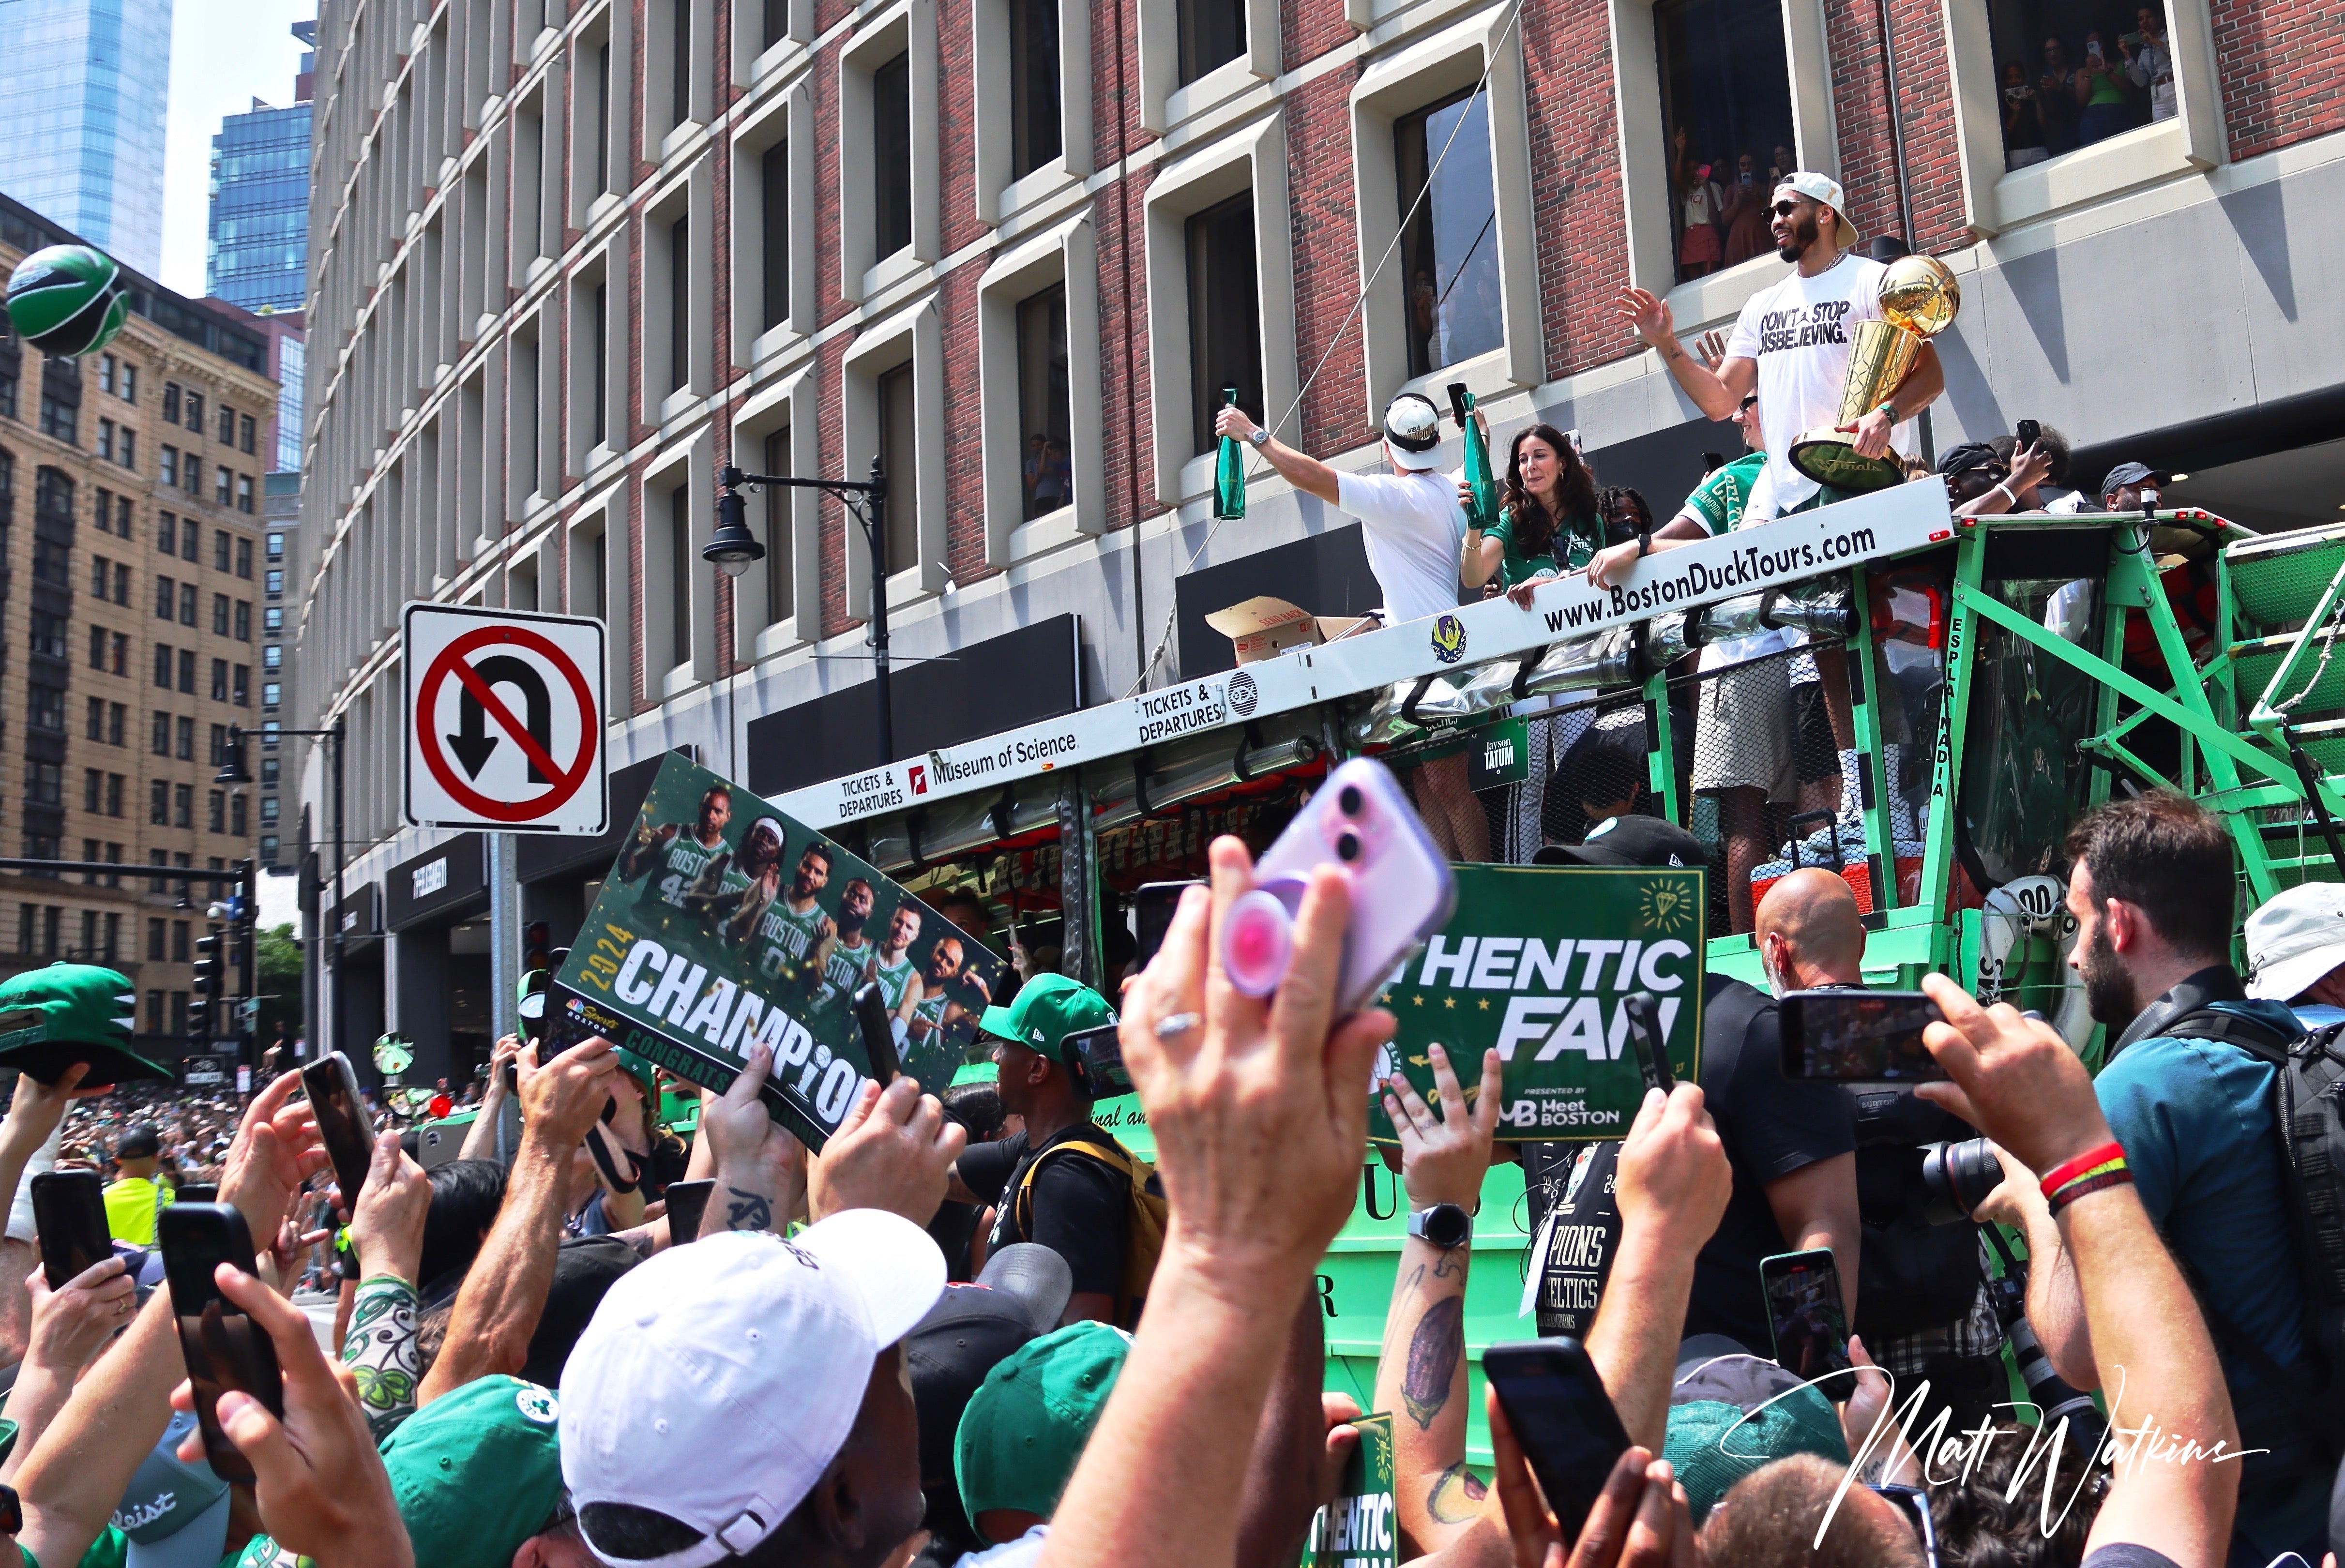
1213 391 1486 860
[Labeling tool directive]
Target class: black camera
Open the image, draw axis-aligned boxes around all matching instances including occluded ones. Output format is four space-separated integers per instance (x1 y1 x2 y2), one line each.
1919 1137 2003 1225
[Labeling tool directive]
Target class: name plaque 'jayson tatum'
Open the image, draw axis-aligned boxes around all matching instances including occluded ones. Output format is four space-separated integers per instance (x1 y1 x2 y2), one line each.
1368 864 1705 1143
553 754 1008 1150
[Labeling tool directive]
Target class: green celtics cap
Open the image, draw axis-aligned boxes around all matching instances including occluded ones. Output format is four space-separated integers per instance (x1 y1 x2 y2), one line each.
955 1321 1132 1539
0 962 169 1089
977 972 1115 1062
379 1374 568 1568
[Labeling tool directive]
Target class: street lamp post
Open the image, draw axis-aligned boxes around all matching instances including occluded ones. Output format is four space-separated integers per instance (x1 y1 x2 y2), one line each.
224 722 346 1061
707 459 893 764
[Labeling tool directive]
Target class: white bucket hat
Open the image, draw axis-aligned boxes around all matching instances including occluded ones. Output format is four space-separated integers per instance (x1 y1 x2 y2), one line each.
2243 883 2345 1003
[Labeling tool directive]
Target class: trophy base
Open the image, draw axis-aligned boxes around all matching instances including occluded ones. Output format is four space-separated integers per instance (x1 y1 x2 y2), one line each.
1788 430 1905 494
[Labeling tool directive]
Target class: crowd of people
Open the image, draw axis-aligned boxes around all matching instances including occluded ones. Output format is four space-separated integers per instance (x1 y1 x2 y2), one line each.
2002 9 2178 170
0 786 2335 1568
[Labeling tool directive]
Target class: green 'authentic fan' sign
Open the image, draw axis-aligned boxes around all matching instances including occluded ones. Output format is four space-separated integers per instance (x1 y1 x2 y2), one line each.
552 754 1008 1150
1308 1414 1397 1568
1368 864 1705 1143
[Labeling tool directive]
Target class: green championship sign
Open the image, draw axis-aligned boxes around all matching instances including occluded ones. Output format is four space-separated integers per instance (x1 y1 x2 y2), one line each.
1368 864 1704 1142
1308 1414 1396 1568
551 754 1007 1150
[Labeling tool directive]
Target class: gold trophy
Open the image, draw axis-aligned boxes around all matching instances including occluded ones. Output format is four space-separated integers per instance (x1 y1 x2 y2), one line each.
1788 254 1961 494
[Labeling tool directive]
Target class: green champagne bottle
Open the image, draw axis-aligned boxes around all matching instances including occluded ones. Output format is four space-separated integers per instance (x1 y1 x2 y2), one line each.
1450 382 1497 530
1213 386 1247 520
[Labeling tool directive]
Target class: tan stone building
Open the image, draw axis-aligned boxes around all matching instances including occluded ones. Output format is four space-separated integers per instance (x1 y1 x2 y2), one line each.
0 193 277 1061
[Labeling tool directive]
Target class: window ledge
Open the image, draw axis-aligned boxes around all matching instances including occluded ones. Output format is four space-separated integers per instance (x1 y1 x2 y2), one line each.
1008 503 1086 562
1163 56 1269 137
862 247 926 301
749 320 809 367
658 385 702 424
993 160 1082 228
661 662 701 699
1991 119 2197 232
1664 252 1793 332
1392 344 1517 410
661 120 708 163
753 619 808 661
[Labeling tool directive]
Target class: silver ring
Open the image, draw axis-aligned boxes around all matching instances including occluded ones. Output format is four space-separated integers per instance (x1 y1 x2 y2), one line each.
1153 1012 1203 1041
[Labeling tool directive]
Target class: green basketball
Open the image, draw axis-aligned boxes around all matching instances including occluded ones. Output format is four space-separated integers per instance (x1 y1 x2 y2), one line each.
6 244 129 357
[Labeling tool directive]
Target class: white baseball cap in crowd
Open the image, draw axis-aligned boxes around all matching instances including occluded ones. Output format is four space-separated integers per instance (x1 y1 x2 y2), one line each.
1382 392 1446 471
1771 171 1861 252
2244 883 2345 1004
559 1213 948 1568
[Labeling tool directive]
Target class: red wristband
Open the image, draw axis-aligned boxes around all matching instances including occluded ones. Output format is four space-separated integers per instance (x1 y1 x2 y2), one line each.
2047 1166 2133 1215
2038 1140 2126 1200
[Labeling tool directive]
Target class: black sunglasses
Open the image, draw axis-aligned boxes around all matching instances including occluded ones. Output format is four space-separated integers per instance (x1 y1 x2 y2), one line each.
1739 395 1758 411
1869 1482 1937 1568
1771 199 1804 217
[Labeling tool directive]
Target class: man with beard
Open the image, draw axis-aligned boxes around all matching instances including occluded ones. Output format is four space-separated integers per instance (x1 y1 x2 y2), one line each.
1614 171 1941 526
755 842 838 989
809 877 878 1015
865 903 924 1043
617 784 734 913
906 935 972 1050
1967 793 2328 1568
684 816 786 947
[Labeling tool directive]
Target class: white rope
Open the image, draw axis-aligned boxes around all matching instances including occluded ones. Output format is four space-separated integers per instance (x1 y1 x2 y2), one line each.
1122 0 1531 697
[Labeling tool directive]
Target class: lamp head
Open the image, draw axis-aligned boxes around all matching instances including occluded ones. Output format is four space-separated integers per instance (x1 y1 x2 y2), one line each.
704 487 765 578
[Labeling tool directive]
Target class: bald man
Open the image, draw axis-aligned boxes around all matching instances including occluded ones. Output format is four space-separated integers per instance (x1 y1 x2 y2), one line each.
1755 868 1865 994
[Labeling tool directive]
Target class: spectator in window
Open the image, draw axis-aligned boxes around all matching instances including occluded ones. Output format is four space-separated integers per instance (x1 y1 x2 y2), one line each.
1671 128 1725 278
1720 151 1772 265
2039 37 2083 152
1768 142 1797 183
1213 392 1486 860
2075 30 2137 144
2003 62 2050 167
2123 6 2176 121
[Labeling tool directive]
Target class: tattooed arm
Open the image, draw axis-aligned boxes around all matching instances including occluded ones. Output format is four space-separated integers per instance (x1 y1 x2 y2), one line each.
701 1041 811 1236
1370 1045 1503 1558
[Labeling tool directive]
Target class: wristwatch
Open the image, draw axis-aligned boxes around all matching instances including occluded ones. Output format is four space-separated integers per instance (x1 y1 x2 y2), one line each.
1247 426 1270 448
1407 1202 1473 1250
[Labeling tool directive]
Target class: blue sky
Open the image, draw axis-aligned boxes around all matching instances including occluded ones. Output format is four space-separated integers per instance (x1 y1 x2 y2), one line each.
160 0 313 298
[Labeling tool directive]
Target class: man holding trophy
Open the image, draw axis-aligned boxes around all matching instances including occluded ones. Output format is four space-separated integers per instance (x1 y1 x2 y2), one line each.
1614 171 1958 930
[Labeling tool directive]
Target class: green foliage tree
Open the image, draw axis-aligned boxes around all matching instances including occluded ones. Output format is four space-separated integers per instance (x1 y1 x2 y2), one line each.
256 922 304 1047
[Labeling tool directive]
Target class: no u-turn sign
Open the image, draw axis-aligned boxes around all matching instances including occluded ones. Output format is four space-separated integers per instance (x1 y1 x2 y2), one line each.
403 603 608 834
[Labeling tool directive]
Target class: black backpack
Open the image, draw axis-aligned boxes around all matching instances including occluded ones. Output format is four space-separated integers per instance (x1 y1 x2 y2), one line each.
2160 1009 2345 1474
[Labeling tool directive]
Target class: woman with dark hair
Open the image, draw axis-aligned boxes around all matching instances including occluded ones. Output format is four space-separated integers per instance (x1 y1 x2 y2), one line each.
1597 485 1653 545
1460 422 1603 609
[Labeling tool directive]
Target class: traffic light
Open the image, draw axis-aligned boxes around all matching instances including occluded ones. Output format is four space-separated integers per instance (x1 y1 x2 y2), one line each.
193 928 223 999
525 921 551 975
186 1001 212 1042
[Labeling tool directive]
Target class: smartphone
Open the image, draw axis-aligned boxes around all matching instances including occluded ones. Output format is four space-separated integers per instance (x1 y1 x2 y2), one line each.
853 980 901 1086
1059 1022 1135 1100
663 1178 715 1245
1779 990 1947 1082
159 1204 282 1485
1762 1249 1853 1399
1133 880 1200 972
1483 1340 1632 1537
1251 758 1458 1014
1623 992 1673 1095
2016 418 2041 449
30 1170 111 1292
300 1053 375 1214
518 975 550 1055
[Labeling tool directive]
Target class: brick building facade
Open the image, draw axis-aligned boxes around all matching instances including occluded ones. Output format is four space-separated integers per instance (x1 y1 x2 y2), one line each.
296 0 2345 1065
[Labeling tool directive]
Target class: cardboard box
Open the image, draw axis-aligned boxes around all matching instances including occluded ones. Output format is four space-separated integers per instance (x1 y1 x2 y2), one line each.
1205 597 1379 665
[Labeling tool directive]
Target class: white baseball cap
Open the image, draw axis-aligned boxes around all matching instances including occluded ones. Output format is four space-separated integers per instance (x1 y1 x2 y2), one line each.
2244 883 2345 1004
559 1214 948 1568
1771 171 1861 252
1382 392 1446 471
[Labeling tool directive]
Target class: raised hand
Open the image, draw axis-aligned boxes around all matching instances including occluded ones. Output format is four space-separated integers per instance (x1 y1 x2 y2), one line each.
701 1042 811 1234
1383 1043 1503 1212
808 1075 962 1226
1613 288 1677 350
348 1131 431 1286
515 1035 620 1153
1916 973 2115 1177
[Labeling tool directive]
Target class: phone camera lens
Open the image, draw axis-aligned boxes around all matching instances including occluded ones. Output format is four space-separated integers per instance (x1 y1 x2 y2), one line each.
1336 831 1362 862
1338 784 1362 816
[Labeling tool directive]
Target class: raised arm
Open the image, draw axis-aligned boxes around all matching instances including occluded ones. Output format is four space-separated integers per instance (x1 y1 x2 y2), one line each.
1371 1043 1503 1557
1614 288 1751 421
1212 405 1343 508
417 1035 616 1402
1918 974 2238 1568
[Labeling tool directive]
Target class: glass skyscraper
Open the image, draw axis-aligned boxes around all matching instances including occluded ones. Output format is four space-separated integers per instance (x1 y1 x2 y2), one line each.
0 0 174 276
208 97 312 314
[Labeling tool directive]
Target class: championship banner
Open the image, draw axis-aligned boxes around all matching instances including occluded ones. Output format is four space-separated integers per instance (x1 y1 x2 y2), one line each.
1368 865 1704 1143
1307 1413 1396 1568
551 754 1007 1150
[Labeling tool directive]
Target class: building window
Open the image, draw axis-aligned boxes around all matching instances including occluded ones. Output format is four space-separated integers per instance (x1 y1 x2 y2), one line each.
261 680 279 708
668 215 691 394
108 703 124 746
210 724 227 768
156 574 176 619
234 666 250 707
106 774 123 817
159 511 176 554
213 593 231 636
185 391 204 433
266 569 283 596
208 791 225 834
237 474 253 513
182 523 198 562
99 355 115 395
263 606 282 634
236 538 253 578
761 140 790 332
98 419 115 461
39 397 76 444
173 785 193 829
668 481 693 669
24 761 60 804
113 562 129 603
218 405 234 445
266 532 284 560
1185 191 1263 457
27 687 63 733
1010 0 1062 179
171 919 190 962
1179 0 1244 85
183 457 201 498
259 834 278 864
182 583 198 626
31 537 68 586
177 715 194 759
877 362 919 574
162 382 181 422
1653 0 1797 284
240 413 255 453
152 710 171 754
215 467 232 506
120 365 136 403
763 425 794 623
211 659 229 702
595 40 613 191
873 52 913 260
236 601 252 640
90 551 109 595
154 644 174 688
1395 87 1503 378
86 696 105 739
260 755 278 784
179 650 196 694
29 610 65 657
83 769 102 812
1017 285 1072 519
261 795 280 825
230 793 246 837
88 623 105 668
591 282 609 444
671 0 693 131
0 366 15 420
118 429 134 468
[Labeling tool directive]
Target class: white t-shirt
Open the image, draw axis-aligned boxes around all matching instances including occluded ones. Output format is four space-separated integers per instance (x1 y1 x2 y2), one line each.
1337 468 1467 627
1725 252 1918 517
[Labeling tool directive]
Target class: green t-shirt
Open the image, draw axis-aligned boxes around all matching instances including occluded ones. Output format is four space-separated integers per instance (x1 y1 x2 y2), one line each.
1680 452 1769 536
2084 65 2126 104
1487 505 1602 582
